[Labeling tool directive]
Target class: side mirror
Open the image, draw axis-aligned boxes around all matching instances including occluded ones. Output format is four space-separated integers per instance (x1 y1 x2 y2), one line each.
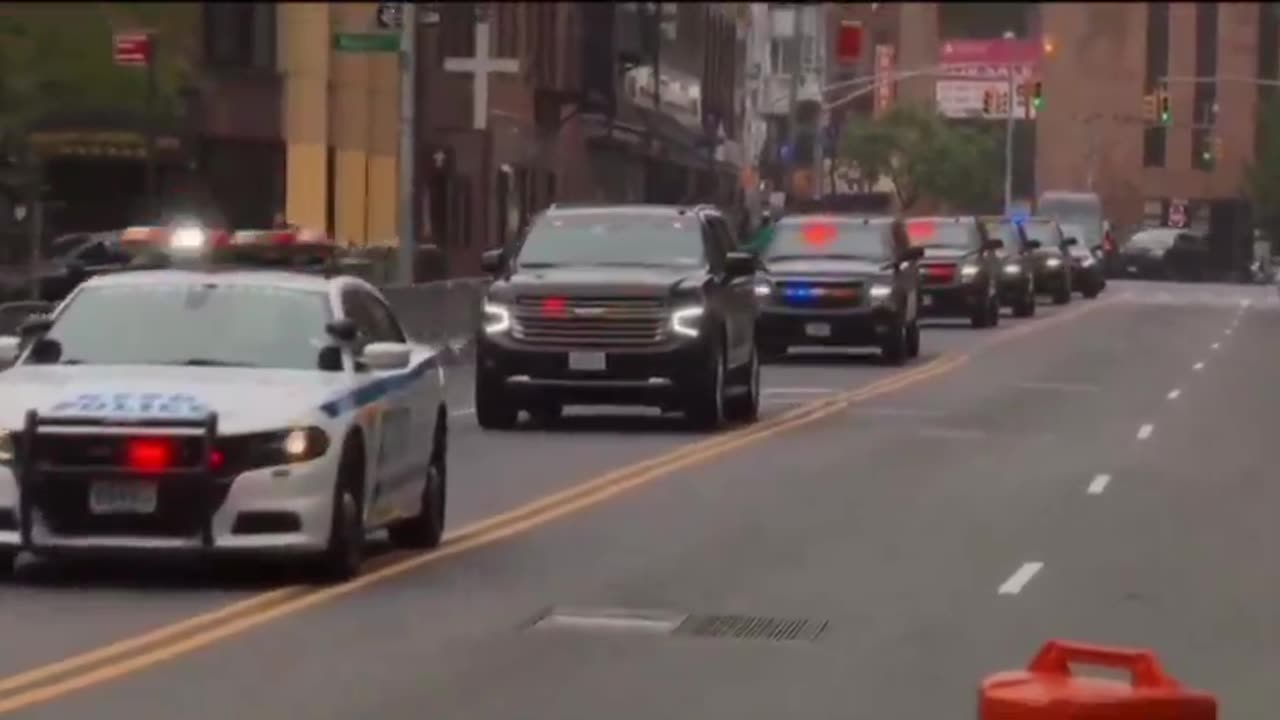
325 318 359 343
1025 240 1042 250
724 251 756 278
0 336 20 366
360 342 411 371
984 239 1005 252
480 249 504 274
316 345 344 372
1062 237 1079 247
18 315 52 338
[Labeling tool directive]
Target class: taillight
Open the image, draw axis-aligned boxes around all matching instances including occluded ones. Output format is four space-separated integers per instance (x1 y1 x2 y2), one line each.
209 449 225 471
126 438 173 473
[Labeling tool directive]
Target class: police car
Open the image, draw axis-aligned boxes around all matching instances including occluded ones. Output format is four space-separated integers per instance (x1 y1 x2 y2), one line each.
0 226 449 581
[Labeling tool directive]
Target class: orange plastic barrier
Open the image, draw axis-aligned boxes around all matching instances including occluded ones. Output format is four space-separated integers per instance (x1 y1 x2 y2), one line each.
980 640 1216 720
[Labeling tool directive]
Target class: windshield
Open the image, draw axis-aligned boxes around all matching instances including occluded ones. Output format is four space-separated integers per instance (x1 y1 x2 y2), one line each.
1126 229 1178 252
765 221 891 261
516 212 705 268
982 221 1022 250
905 219 977 250
38 283 332 370
1020 222 1061 247
1038 195 1101 244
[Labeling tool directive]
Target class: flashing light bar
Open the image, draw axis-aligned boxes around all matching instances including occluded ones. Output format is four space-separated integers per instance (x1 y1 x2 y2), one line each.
780 285 859 300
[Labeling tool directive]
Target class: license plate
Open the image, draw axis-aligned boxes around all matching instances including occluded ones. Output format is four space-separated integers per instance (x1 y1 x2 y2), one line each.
921 294 934 307
89 481 158 515
1127 265 1138 273
568 351 607 371
805 322 832 338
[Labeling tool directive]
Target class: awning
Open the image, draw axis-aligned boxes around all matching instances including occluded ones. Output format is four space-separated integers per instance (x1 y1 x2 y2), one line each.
26 110 185 161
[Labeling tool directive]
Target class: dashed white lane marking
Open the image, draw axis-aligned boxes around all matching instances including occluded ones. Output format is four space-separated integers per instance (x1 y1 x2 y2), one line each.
1087 474 1112 495
1137 423 1154 440
1167 388 1182 400
1015 381 1100 392
998 562 1044 595
451 407 476 417
1211 342 1221 350
1193 361 1205 371
1243 299 1253 308
763 387 836 395
1225 328 1234 336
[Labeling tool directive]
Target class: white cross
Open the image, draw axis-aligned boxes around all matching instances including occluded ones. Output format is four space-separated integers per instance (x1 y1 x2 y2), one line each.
443 19 521 131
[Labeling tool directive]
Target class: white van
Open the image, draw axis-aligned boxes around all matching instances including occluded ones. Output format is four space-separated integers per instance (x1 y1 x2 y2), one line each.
1038 191 1104 251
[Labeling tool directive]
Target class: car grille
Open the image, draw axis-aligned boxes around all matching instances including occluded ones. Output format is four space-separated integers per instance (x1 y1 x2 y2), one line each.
512 296 669 347
920 263 958 286
21 433 232 539
775 281 864 308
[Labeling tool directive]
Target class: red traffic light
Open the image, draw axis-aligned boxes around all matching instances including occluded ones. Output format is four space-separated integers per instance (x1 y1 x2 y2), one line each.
836 21 863 64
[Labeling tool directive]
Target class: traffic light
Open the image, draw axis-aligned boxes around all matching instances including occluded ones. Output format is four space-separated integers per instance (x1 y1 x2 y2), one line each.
1031 81 1043 110
1159 90 1171 124
998 90 1011 115
1142 93 1158 122
983 89 995 115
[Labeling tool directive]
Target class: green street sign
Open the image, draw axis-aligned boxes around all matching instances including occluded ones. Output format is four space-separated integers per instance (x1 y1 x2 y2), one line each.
332 32 399 53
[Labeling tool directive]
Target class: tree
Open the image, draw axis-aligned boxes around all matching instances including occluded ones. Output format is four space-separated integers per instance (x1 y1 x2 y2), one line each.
0 4 197 153
1246 95 1280 240
838 103 1002 213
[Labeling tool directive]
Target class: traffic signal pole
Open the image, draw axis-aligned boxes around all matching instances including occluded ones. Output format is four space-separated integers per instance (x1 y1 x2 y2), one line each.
395 1 417 285
1003 69 1015 214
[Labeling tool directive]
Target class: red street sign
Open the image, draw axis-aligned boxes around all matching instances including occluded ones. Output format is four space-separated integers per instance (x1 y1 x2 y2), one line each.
113 32 153 67
836 21 863 64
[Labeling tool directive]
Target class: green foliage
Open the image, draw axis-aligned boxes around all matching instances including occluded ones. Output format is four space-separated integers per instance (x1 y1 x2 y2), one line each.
839 104 1002 213
1248 95 1280 244
0 3 198 149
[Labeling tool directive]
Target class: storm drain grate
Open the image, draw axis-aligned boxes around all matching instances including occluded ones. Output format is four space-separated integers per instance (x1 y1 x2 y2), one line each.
673 614 828 643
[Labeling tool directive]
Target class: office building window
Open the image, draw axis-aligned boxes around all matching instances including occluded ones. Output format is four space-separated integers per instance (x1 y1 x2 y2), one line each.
439 3 475 64
204 3 275 70
1191 2 1218 171
1142 2 1169 168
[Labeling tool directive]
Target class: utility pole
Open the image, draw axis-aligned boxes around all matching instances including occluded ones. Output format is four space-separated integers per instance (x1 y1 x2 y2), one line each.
1001 31 1015 215
396 1 417 286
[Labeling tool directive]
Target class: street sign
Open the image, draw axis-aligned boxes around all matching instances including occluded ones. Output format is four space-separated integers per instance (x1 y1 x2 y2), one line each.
113 32 152 67
332 32 400 53
375 1 402 30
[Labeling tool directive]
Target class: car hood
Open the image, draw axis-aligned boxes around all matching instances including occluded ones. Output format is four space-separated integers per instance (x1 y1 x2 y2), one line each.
0 365 352 434
497 266 703 297
764 257 886 279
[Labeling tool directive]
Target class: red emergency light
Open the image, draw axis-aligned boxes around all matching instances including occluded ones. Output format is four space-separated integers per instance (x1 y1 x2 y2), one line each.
802 222 838 247
541 297 568 317
836 21 864 65
126 438 173 473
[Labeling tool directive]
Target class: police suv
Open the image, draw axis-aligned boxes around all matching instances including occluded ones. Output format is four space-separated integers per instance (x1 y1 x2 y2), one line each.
0 226 449 581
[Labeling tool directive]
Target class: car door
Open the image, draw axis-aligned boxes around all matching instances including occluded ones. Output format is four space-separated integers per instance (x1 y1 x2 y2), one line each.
708 214 753 366
340 287 418 526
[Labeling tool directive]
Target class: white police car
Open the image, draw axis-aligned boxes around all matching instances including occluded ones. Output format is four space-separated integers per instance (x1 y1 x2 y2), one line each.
0 228 449 581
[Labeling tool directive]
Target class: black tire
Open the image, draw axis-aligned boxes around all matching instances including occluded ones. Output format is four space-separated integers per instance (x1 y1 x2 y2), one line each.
1053 280 1071 305
725 344 760 424
970 296 991 328
0 551 15 580
1082 281 1100 299
317 443 366 582
388 409 448 550
475 370 517 430
988 295 1001 326
881 317 908 365
905 319 921 358
686 335 727 430
1013 286 1036 317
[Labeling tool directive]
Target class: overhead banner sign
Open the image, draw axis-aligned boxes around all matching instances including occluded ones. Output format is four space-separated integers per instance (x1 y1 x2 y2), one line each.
873 44 896 117
935 38 1042 120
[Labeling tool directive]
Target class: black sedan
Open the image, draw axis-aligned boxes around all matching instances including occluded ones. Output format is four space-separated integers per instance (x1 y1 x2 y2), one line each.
981 216 1039 317
1061 223 1107 297
1115 227 1211 282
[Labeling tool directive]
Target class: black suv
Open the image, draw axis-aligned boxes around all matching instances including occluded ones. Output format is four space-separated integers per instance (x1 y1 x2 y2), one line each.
908 217 1005 328
1018 217 1076 304
981 216 1040 318
755 215 924 365
474 204 760 430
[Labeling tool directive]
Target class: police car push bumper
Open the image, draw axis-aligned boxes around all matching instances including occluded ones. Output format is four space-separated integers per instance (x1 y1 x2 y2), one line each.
0 391 344 557
756 281 899 347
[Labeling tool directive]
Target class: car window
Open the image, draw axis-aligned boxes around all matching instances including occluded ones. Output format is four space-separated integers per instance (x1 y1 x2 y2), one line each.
341 288 396 345
765 220 892 261
982 221 1022 248
702 215 731 269
904 219 977 250
1021 222 1063 247
516 211 706 268
364 291 408 343
1127 229 1178 252
41 283 332 370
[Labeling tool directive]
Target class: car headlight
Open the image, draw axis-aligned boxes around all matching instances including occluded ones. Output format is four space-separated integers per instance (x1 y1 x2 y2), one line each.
960 263 980 279
1079 255 1095 267
671 305 704 338
0 431 12 464
1002 263 1022 275
228 427 330 471
1045 257 1063 268
483 301 511 334
753 279 772 297
869 283 892 301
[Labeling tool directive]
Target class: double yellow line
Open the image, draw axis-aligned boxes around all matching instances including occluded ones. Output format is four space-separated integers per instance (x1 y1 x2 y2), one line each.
0 298 1113 714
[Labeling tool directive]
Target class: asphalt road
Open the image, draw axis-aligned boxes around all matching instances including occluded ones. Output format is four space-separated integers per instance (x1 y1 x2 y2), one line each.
1 280 1276 718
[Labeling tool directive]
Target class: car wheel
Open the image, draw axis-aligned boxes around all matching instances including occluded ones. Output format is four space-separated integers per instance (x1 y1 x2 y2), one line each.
970 297 990 328
881 317 908 365
1083 283 1100 299
317 448 365 582
687 335 726 430
725 344 760 424
988 294 1001 327
1053 281 1071 305
1013 284 1035 317
0 551 15 580
475 370 518 430
905 319 921 358
388 410 447 550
